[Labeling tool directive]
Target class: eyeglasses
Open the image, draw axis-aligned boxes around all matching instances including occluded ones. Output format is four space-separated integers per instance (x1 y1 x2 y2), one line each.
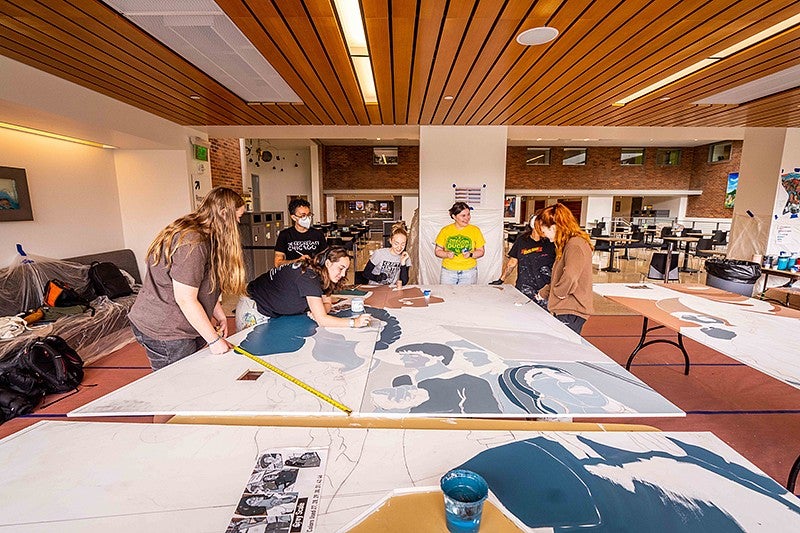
294 212 313 218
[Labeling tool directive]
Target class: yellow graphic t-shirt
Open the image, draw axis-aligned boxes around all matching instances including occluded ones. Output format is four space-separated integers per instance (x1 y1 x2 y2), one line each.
435 223 486 271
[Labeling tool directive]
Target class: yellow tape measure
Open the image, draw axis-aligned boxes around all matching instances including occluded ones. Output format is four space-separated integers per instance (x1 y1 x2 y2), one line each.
233 345 352 415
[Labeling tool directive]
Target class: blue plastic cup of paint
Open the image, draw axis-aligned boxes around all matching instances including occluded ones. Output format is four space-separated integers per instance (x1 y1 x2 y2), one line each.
777 256 790 270
423 289 431 300
440 469 488 533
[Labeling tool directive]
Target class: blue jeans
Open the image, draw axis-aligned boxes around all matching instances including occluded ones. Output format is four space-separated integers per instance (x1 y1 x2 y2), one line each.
440 267 478 285
131 324 206 371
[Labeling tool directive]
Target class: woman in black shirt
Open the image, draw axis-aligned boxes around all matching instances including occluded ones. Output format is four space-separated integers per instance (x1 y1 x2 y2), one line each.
239 246 372 329
492 215 555 306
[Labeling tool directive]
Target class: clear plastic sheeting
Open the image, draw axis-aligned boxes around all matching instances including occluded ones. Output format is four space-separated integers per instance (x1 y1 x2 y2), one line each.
0 247 138 365
0 249 91 316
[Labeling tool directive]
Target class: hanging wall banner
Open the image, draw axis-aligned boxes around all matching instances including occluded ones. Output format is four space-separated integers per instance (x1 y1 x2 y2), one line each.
724 172 738 209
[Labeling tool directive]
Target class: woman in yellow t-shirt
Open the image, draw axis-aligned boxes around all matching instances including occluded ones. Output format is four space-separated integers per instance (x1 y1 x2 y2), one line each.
434 202 486 284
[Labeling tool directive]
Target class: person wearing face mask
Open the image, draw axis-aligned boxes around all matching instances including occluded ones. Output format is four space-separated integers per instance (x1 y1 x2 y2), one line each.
274 198 327 268
238 246 372 329
362 222 412 288
434 202 486 285
490 213 555 308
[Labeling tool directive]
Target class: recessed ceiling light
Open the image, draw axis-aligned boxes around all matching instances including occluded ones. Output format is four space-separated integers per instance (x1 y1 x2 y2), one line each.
516 27 559 46
376 137 381 140
659 96 671 101
189 95 201 100
444 95 454 100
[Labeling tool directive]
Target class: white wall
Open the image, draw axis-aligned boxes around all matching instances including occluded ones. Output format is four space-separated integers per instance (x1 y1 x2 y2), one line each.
244 148 311 222
418 126 507 284
0 128 125 266
401 195 419 225
114 150 193 276
584 196 614 227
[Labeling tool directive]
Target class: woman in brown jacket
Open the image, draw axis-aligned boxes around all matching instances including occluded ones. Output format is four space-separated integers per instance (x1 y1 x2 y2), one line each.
536 203 594 334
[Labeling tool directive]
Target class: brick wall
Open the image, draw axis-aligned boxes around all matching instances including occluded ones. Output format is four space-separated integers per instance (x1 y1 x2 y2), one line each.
210 138 243 192
505 146 694 190
686 141 742 218
322 145 419 189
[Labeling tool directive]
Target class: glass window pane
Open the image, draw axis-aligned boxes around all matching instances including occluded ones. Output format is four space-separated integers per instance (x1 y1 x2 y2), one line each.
563 148 587 165
656 149 681 166
708 142 732 162
526 148 550 165
620 148 645 165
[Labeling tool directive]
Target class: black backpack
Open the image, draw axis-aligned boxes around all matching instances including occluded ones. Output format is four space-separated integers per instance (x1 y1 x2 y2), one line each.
88 261 132 299
20 335 85 394
43 279 95 315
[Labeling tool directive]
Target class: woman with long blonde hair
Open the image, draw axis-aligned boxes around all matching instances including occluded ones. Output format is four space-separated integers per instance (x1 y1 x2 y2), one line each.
363 221 411 288
536 203 594 334
129 187 247 370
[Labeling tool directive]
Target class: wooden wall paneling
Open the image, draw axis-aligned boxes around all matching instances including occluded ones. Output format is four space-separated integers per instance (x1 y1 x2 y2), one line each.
535 0 800 127
0 1 230 125
307 0 369 124
363 0 394 124
445 1 534 125
365 103 383 124
389 0 418 124
430 0 506 124
588 27 800 127
418 1 475 124
223 0 339 124
69 0 268 124
278 0 359 124
406 0 447 124
499 0 689 126
455 0 598 125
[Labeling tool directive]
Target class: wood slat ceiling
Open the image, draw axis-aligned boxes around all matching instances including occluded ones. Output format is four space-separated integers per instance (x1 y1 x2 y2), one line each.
2 0 799 128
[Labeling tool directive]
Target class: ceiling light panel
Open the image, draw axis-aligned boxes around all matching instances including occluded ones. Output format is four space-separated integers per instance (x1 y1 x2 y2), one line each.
695 64 800 105
102 0 301 103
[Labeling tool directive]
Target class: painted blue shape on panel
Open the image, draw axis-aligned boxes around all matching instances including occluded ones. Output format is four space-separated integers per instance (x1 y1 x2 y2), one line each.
333 306 401 350
239 314 318 356
457 436 800 531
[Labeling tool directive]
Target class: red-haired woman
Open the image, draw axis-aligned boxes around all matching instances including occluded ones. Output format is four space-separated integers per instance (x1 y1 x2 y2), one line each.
536 203 594 334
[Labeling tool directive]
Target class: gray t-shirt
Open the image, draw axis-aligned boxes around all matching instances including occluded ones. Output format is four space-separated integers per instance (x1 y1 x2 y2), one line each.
129 231 220 340
366 248 410 285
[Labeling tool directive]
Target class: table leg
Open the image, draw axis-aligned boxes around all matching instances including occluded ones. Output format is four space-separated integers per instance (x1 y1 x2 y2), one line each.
788 454 800 492
680 242 699 273
601 241 620 272
760 271 770 299
664 242 675 283
625 316 691 375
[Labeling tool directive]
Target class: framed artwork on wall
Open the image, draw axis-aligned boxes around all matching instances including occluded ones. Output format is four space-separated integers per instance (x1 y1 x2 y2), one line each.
724 172 738 209
0 166 33 222
503 195 516 218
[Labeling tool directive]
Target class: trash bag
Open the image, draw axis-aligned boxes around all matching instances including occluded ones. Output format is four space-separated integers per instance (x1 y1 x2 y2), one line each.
704 258 761 284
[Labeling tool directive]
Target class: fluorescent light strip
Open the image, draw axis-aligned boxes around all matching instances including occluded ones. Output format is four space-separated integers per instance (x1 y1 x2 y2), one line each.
614 13 800 106
0 122 116 149
333 0 377 104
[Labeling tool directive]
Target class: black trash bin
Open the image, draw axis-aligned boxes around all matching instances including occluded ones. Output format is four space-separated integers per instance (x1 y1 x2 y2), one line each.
704 258 761 297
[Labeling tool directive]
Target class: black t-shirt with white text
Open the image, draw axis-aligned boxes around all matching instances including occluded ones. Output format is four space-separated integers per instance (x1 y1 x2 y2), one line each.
275 226 327 261
247 262 324 317
508 233 556 298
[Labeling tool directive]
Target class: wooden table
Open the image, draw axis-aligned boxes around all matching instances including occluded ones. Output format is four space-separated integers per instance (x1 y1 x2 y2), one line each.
663 236 701 273
760 267 800 298
71 285 682 420
3 421 799 532
594 282 800 389
593 237 638 272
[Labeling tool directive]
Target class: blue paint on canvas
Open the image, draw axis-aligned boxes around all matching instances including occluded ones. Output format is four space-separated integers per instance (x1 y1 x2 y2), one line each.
239 315 318 356
457 436 800 531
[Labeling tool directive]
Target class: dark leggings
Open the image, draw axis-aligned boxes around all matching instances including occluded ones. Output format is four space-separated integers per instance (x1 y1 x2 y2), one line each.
555 313 587 335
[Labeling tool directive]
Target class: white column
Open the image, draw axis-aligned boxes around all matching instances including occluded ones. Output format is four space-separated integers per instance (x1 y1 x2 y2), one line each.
418 126 507 284
728 128 800 260
309 142 323 221
584 196 614 227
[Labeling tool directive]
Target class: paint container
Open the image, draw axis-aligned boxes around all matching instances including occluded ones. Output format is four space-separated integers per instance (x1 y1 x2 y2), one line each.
423 289 431 301
440 469 488 533
777 256 791 270
350 297 364 314
789 255 798 269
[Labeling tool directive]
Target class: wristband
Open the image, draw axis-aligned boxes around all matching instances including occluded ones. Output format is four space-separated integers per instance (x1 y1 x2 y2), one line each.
208 334 223 346
349 318 355 328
